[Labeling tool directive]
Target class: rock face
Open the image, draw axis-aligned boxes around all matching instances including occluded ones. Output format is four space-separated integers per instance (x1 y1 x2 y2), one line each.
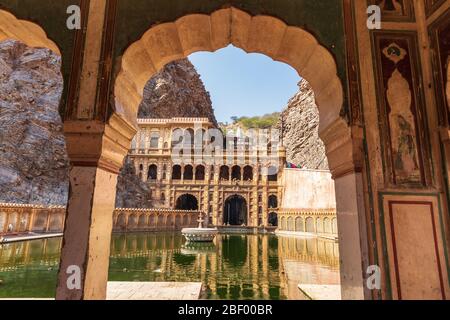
138 59 217 126
276 79 329 170
115 158 153 209
0 40 69 205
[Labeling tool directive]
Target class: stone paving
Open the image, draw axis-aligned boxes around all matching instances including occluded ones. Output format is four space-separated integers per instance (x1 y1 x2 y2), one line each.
298 284 342 300
106 282 203 300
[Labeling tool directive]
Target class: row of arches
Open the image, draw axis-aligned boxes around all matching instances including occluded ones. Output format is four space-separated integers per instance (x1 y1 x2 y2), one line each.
170 165 278 181
0 210 65 234
172 165 206 181
279 216 338 235
138 162 280 182
171 127 281 152
114 212 197 231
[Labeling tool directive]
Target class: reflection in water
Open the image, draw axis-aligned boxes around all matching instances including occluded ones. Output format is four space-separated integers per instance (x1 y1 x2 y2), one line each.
0 233 340 299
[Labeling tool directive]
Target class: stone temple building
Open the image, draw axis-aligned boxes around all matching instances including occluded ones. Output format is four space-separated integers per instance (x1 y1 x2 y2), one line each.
1 0 450 300
128 117 285 228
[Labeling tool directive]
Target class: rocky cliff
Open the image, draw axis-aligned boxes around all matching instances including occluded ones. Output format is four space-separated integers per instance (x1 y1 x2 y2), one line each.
115 158 153 208
276 79 329 170
138 59 217 126
0 46 216 207
0 40 69 205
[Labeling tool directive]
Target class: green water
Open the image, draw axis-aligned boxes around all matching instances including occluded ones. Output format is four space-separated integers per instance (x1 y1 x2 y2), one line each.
0 233 340 299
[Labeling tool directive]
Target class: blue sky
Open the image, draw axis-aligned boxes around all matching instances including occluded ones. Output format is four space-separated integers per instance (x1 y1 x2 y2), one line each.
189 45 300 124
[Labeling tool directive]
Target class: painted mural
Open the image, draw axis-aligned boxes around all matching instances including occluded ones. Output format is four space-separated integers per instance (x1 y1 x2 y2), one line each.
370 0 414 21
425 0 447 16
373 34 427 186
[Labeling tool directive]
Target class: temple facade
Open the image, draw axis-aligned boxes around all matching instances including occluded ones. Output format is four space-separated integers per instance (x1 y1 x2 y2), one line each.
128 118 285 227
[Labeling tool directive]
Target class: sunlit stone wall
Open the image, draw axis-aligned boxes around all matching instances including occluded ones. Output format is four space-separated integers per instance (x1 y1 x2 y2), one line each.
278 169 337 236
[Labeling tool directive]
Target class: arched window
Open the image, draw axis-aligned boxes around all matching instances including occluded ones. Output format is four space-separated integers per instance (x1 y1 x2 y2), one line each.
161 193 166 201
231 166 241 180
268 166 278 182
316 218 324 233
332 218 338 234
243 166 253 181
268 212 278 226
324 218 332 234
280 217 287 231
184 165 194 180
244 137 251 151
184 128 195 147
150 132 159 148
220 166 230 181
195 129 206 148
195 165 205 180
305 217 315 233
287 217 294 231
148 164 157 180
172 165 182 180
172 128 183 148
295 217 304 232
268 195 278 208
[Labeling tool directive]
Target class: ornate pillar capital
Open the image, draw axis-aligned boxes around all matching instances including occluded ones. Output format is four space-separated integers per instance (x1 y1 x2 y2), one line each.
64 113 137 174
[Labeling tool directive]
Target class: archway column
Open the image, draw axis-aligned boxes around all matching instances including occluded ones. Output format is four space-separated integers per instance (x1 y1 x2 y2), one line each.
56 114 135 300
321 119 369 300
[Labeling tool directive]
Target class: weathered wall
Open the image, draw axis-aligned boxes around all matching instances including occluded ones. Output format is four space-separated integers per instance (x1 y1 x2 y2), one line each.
281 168 336 210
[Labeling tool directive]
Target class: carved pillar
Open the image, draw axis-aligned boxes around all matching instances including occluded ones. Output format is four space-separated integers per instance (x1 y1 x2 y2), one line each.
320 119 369 300
56 115 135 300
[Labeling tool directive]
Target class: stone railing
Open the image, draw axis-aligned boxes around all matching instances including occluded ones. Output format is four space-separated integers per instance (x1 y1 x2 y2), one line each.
0 203 66 235
277 208 338 236
0 203 201 236
113 208 200 232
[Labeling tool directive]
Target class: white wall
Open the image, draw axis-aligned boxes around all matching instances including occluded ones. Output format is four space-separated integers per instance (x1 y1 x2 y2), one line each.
281 169 336 210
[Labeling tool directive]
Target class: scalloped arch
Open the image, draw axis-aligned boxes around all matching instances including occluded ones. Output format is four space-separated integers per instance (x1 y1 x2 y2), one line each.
115 7 344 133
0 9 60 55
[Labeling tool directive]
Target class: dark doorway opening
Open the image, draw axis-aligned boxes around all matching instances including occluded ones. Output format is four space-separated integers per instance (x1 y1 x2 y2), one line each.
148 164 158 180
224 195 247 226
184 165 194 180
268 195 278 208
268 212 278 226
231 166 241 181
172 165 182 180
195 165 205 180
175 194 199 210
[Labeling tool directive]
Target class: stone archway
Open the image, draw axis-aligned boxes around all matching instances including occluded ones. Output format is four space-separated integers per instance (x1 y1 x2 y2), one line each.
224 195 248 226
113 7 367 300
0 10 60 55
115 8 343 133
268 212 278 227
175 194 199 210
